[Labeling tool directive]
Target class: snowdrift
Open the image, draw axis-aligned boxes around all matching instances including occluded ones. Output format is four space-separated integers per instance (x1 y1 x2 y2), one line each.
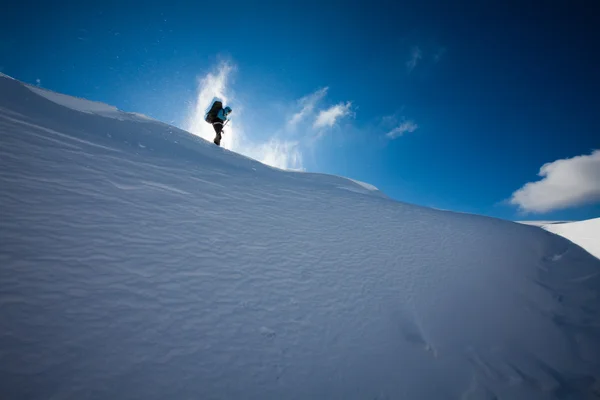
1 74 599 399
543 218 600 260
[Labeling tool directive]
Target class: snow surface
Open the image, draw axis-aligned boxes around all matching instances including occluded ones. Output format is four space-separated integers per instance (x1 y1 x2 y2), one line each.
543 218 600 260
25 84 155 122
346 177 380 192
1 75 600 399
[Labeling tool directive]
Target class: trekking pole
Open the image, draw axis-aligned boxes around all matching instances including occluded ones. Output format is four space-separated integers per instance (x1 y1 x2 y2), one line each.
222 119 229 134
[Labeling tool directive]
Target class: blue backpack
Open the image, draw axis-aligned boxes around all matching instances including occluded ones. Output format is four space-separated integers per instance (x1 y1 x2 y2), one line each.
205 101 223 123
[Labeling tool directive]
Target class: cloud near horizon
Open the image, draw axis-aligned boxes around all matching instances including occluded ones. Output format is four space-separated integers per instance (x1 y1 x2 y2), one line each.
509 150 600 213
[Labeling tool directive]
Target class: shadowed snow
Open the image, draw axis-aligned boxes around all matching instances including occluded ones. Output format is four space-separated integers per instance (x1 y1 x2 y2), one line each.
1 75 600 399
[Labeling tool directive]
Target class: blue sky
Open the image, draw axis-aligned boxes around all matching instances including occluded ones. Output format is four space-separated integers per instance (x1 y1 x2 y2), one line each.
1 1 598 221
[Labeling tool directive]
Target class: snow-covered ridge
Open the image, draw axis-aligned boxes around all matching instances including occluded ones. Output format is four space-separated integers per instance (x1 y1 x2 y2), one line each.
26 85 120 115
517 220 572 227
517 219 600 259
543 218 600 259
25 83 155 122
1 74 600 399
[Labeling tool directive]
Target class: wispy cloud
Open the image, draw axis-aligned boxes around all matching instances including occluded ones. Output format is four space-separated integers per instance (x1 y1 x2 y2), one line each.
406 44 446 72
314 101 352 129
288 87 328 127
433 47 447 63
509 150 600 213
406 46 423 73
386 120 418 139
381 112 418 139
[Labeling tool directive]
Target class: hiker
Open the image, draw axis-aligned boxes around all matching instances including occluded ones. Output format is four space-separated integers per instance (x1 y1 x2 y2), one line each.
204 100 232 146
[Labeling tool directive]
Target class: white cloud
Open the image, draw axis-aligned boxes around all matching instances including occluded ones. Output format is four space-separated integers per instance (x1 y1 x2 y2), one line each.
407 46 423 73
386 120 418 139
288 87 328 127
313 101 352 129
509 150 600 213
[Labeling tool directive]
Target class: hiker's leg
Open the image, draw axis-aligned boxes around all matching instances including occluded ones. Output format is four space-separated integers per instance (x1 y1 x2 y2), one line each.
212 123 223 145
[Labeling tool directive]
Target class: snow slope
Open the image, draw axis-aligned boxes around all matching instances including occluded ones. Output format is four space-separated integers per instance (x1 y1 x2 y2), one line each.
1 75 600 399
26 83 156 122
543 218 600 260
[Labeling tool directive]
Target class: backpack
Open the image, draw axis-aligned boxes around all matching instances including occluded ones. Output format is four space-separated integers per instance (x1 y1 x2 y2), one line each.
205 101 223 123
